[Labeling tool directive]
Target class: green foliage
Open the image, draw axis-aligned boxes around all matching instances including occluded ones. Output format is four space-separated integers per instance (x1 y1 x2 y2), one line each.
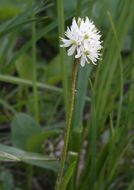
0 0 133 189
0 171 14 190
11 113 41 149
27 129 61 152
0 5 22 20
0 144 59 172
60 161 76 190
15 54 34 80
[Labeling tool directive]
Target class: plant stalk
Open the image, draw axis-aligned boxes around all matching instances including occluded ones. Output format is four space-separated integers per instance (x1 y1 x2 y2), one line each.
55 59 79 190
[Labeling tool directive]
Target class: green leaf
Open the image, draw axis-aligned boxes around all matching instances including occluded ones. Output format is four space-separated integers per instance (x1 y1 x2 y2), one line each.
60 161 76 190
15 54 34 80
0 2 50 38
11 113 41 149
0 5 22 20
0 171 14 190
26 129 62 152
88 79 97 189
45 55 61 85
0 74 62 93
0 99 16 114
45 54 72 85
0 144 59 172
71 64 92 151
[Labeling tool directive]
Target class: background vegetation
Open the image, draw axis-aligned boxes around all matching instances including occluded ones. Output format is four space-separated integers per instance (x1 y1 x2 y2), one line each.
0 0 133 189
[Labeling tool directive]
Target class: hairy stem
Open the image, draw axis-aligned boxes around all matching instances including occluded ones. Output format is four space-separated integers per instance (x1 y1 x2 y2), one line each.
55 59 79 190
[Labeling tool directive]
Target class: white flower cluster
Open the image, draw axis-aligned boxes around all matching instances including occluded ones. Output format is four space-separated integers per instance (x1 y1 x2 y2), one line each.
60 17 102 67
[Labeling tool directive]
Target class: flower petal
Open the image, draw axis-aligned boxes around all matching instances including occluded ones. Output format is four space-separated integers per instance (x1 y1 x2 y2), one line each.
75 48 81 58
67 45 76 56
80 56 86 67
60 38 72 47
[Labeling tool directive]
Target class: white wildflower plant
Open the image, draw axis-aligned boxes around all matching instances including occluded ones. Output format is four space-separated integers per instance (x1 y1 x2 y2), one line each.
60 17 103 67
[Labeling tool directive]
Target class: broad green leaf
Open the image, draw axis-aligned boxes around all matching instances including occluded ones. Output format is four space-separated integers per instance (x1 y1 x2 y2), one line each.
45 54 72 85
45 55 62 85
26 129 62 152
70 64 92 152
11 113 41 149
0 144 59 172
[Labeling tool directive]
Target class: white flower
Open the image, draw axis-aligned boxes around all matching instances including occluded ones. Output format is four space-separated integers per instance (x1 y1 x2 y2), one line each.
60 17 102 67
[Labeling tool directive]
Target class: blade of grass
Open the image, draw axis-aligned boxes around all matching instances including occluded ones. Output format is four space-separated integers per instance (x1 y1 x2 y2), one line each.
0 99 16 114
88 79 97 190
32 1 39 121
0 74 91 102
79 79 97 190
26 2 38 187
107 11 123 128
71 64 92 151
0 74 62 92
95 0 132 129
57 0 69 115
0 17 48 38
0 2 49 38
106 140 132 189
60 161 77 190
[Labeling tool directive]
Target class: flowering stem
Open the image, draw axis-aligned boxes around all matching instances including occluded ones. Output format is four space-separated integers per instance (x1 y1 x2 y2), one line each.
55 59 79 190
